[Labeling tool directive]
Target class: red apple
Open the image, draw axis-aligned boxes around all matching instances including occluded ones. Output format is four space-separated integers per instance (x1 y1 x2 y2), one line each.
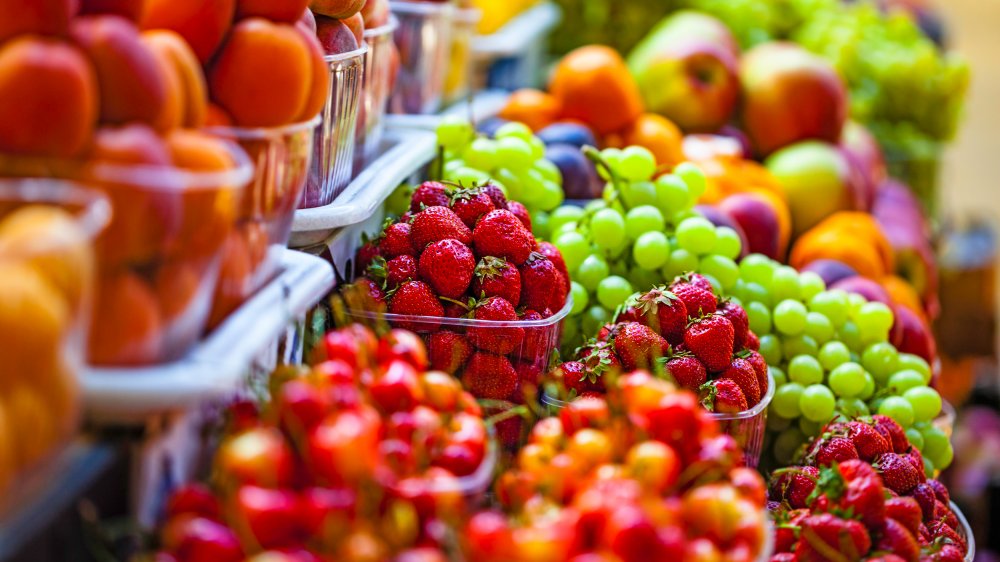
216 427 295 487
717 194 782 260
740 42 848 156
314 14 358 55
890 304 937 363
232 485 300 549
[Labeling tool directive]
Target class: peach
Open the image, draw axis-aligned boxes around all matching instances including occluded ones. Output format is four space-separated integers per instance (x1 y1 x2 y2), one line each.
88 270 163 365
0 262 68 376
6 385 58 466
207 228 253 329
294 23 331 122
0 0 76 43
142 30 209 129
0 37 97 157
71 15 171 127
236 0 310 22
361 0 389 28
165 129 235 171
314 15 359 55
343 13 364 47
79 0 146 21
90 123 172 165
155 260 203 323
298 8 317 33
310 0 364 19
209 18 315 127
206 103 235 127
141 0 235 64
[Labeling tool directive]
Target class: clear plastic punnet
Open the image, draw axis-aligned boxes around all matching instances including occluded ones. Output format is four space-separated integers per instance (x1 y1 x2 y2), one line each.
389 1 454 114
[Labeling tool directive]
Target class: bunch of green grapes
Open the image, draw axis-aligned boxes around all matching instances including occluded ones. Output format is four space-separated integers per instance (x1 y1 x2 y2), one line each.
725 254 953 473
546 146 744 353
434 117 564 220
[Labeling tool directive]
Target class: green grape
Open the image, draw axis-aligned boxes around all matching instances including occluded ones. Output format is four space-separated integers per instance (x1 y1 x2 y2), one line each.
699 255 739 290
450 167 491 186
768 413 792 432
804 312 834 344
584 199 607 213
528 137 546 160
553 231 589 271
443 158 466 176
897 353 931 383
837 397 870 418
743 282 771 307
537 180 564 211
773 299 808 335
859 372 875 400
597 276 633 310
903 386 941 422
549 206 585 234
712 227 742 260
759 334 783 364
932 443 954 470
920 426 949 463
556 221 578 235
746 301 772 335
562 317 580 344
800 384 836 422
670 209 700 226
838 321 864 351
783 334 818 358
633 232 670 270
857 302 894 343
702 274 722 295
771 266 801 301
494 121 533 141
619 146 656 181
798 271 826 301
818 341 851 371
904 428 924 450
591 208 626 250
385 183 413 217
496 137 534 171
808 289 850 327
861 342 900 383
675 217 717 255
576 255 610 292
599 148 624 176
799 416 822 436
630 265 662 293
878 396 915 427
621 181 659 208
532 211 550 239
462 138 498 170
661 248 698 279
847 293 867 318
436 116 474 151
674 162 706 198
654 175 691 213
570 282 588 315
495 168 523 200
739 254 776 287
534 158 562 184
770 366 788 386
773 382 805 418
517 169 546 206
774 428 807 465
581 305 611 336
624 206 665 239
729 279 748 302
888 370 926 394
828 362 866 397
788 355 824 386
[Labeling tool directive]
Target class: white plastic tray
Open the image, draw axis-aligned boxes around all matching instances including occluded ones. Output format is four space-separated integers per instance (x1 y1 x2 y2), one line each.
291 127 438 248
472 1 562 59
81 250 335 423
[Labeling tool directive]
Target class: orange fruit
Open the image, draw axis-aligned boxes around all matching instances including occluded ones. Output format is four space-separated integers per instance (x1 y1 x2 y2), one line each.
621 113 684 167
499 89 562 132
88 270 163 365
6 384 58 466
549 46 644 135
0 262 68 380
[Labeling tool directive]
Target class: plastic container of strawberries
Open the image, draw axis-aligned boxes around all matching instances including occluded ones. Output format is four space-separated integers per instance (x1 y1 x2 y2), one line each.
951 501 976 562
708 371 775 469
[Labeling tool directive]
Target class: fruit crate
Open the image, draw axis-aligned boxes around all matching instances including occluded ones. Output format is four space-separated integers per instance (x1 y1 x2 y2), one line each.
291 127 438 249
81 249 335 425
471 1 563 91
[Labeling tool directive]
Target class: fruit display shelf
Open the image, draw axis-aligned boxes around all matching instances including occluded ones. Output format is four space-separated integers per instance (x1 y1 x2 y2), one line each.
81 250 335 424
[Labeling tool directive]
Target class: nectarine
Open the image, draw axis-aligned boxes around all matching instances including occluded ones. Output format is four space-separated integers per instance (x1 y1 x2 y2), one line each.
0 0 76 44
141 0 236 64
142 30 209 129
314 14 359 55
310 0 364 19
236 0 309 22
342 13 364 47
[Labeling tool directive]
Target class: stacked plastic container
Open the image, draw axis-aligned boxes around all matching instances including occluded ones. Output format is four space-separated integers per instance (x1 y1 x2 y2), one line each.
354 18 400 174
389 1 455 114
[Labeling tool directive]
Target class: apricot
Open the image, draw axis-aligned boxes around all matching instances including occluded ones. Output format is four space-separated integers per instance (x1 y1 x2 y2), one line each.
165 129 235 171
0 263 68 378
207 228 253 329
236 0 309 22
621 113 684 167
499 89 561 132
0 206 95 311
209 18 314 127
0 0 75 43
5 385 59 466
294 23 332 122
0 37 97 157
0 400 15 490
90 123 172 165
71 15 171 127
88 270 164 365
142 30 209 129
156 260 203 324
79 0 146 21
549 45 644 135
311 0 363 19
141 0 236 64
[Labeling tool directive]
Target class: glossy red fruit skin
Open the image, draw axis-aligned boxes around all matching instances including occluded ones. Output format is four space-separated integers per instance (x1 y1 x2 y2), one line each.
166 484 222 521
472 209 535 265
380 221 415 258
418 238 476 299
233 485 300 549
410 181 451 211
428 330 472 374
462 352 518 400
684 314 735 372
377 329 429 370
410 206 472 249
449 187 495 228
277 379 330 434
468 297 524 355
369 359 423 413
169 517 244 562
471 256 521 305
297 486 357 536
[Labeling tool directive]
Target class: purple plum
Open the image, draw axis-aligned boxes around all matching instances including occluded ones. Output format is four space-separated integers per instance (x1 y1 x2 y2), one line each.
717 194 782 260
545 143 601 200
800 259 858 287
830 276 892 306
537 122 598 148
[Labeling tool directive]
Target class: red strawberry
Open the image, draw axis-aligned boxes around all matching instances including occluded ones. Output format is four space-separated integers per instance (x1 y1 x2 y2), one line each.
718 300 749 351
664 353 706 390
745 331 760 351
553 361 603 395
684 314 734 372
877 518 919 562
770 466 819 509
519 252 567 311
574 340 620 392
630 287 688 344
906 448 928 482
700 378 747 413
506 200 532 231
418 239 475 299
386 255 418 288
926 520 966 552
467 296 524 354
680 273 714 293
388 281 444 329
410 206 472 249
934 500 959 531
845 421 892 461
773 508 809 552
743 349 769 397
926 545 965 562
472 209 535 265
513 360 543 395
871 414 909 453
669 281 717 316
471 256 521 304
796 514 871 561
480 182 508 210
380 221 415 258
609 322 669 371
876 452 922 495
537 241 570 293
720 357 761 405
410 181 450 211
443 301 470 318
355 239 381 277
515 309 550 362
885 497 923 536
910 483 937 521
428 331 472 374
843 474 887 529
926 479 950 505
812 437 859 466
449 187 495 228
463 352 518 400
351 278 386 312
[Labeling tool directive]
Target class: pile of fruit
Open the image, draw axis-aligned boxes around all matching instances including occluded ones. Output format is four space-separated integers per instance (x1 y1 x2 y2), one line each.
767 416 969 561
348 180 570 402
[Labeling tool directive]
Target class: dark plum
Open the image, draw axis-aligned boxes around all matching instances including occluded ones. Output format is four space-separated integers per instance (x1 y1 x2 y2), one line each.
800 259 858 287
476 117 509 138
545 143 602 200
536 122 598 148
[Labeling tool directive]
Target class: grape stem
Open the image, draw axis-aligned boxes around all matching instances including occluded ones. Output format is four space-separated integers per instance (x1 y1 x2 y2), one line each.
582 145 622 206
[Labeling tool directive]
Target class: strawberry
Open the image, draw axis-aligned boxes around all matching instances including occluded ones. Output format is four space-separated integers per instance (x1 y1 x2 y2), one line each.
418 239 475 299
906 448 928 483
471 256 521 304
515 309 549 362
443 301 469 318
410 181 450 211
630 287 688 344
875 452 922 495
934 500 959 531
718 300 749 351
871 414 909 453
351 278 386 312
513 360 543 394
355 239 381 277
811 437 859 466
926 479 950 505
684 314 734 372
663 353 706 390
844 421 892 461
427 331 472 374
410 206 472 250
609 322 669 371
743 349 769 397
379 221 415 258
449 187 495 228
773 508 809 552
669 281 717 316
574 340 620 392
699 378 747 413
676 273 714 293
553 361 604 395
926 520 966 552
463 352 518 400
368 255 417 290
388 281 444 329
506 200 532 231
520 252 567 311
472 209 535 265
745 331 760 351
910 483 937 521
537 241 570 293
876 518 919 562
770 466 819 509
480 182 508 210
925 545 965 562
720 357 761 405
467 296 524 354
885 497 923 536
796 514 871 561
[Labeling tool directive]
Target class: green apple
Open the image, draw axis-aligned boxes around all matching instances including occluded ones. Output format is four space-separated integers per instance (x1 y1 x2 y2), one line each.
765 141 855 237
